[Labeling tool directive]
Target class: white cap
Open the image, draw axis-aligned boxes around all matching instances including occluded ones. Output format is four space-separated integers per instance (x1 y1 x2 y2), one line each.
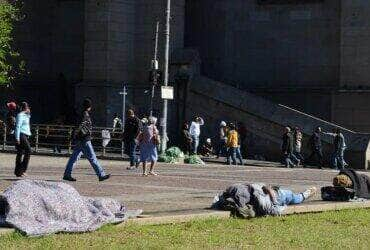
220 121 226 127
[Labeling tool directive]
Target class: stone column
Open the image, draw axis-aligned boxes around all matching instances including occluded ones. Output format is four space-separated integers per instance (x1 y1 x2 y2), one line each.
79 0 185 126
78 0 135 126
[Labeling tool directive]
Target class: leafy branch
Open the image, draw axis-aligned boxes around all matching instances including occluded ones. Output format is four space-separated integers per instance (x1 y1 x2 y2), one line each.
0 0 25 86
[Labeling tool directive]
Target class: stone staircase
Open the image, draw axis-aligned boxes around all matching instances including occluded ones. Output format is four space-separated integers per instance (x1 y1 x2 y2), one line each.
184 75 370 169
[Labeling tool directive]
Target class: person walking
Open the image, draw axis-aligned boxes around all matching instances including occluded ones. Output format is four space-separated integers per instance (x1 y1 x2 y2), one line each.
181 122 192 155
138 116 159 176
189 116 204 154
217 121 228 158
123 109 141 170
324 128 348 169
226 123 243 165
308 126 324 168
293 127 304 166
281 127 296 168
63 98 110 182
14 102 32 177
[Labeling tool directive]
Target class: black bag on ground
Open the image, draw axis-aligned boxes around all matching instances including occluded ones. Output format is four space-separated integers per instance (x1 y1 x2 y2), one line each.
321 186 355 201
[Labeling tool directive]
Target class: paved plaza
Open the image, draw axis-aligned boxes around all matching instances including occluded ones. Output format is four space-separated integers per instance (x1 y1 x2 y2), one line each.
0 153 368 216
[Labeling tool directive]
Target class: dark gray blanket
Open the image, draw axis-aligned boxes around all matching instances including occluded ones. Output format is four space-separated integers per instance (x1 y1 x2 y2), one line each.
0 180 141 236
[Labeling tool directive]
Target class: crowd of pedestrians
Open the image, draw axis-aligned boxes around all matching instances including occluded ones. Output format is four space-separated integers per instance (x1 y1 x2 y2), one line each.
1 99 351 180
281 125 348 169
181 119 245 166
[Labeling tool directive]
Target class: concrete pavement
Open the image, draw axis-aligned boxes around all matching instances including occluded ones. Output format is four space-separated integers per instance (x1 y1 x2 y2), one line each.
1 153 368 215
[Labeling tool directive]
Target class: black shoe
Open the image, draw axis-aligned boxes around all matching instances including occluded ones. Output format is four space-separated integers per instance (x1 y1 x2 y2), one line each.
99 174 111 182
63 176 76 182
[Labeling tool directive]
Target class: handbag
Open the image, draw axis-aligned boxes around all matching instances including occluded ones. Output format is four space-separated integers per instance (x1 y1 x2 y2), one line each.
76 121 90 139
321 186 355 201
152 126 160 145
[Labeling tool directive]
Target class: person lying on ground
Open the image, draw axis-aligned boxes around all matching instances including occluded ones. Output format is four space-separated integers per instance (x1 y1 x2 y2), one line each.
212 183 317 218
262 185 317 206
333 169 370 199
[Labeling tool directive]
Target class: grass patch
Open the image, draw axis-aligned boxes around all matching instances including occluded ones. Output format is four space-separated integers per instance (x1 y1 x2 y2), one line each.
0 209 369 249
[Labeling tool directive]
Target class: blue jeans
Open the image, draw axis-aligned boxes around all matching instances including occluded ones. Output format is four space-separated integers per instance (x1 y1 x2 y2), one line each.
64 140 105 178
332 147 347 169
227 147 243 165
126 139 139 166
236 146 243 165
192 135 199 154
283 153 296 167
217 139 227 157
277 189 304 206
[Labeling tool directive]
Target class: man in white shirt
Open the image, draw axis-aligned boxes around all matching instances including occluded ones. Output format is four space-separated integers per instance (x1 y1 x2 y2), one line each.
189 116 204 154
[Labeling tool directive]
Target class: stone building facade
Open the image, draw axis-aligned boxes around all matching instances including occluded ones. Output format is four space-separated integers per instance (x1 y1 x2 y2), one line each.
185 0 370 132
3 0 185 125
3 0 370 134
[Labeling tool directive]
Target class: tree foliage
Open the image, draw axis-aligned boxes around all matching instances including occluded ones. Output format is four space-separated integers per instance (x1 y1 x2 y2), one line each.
0 1 24 86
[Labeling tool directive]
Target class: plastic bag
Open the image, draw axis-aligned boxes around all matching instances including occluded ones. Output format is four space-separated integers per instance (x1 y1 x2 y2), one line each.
184 155 205 165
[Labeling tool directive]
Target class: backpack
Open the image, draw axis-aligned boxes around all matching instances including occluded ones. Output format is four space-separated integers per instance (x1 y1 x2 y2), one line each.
6 113 16 133
321 186 355 201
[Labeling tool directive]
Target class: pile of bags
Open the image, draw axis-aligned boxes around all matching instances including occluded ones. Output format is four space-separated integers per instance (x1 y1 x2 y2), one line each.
184 154 205 165
158 147 185 163
158 147 205 165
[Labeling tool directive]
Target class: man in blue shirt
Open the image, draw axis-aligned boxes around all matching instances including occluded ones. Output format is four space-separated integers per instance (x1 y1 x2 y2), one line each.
14 102 32 177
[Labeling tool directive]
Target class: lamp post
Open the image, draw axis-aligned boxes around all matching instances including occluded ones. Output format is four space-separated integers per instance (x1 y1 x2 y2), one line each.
161 0 171 152
119 84 127 124
150 21 160 117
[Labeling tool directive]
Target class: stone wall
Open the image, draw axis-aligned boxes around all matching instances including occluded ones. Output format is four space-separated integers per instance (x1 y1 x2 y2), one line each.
185 0 341 90
6 0 85 123
340 1 370 88
184 0 370 133
5 0 185 125
80 0 185 125
184 75 370 169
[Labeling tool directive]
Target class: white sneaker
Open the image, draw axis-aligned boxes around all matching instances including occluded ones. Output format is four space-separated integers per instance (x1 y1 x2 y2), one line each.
142 172 148 177
148 171 158 176
302 187 317 200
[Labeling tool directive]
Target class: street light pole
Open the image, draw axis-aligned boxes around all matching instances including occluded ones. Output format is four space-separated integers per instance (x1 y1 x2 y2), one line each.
150 21 160 117
154 21 159 62
161 0 171 152
119 84 127 124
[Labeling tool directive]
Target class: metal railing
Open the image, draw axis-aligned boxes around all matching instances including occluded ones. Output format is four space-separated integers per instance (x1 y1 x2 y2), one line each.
1 124 126 158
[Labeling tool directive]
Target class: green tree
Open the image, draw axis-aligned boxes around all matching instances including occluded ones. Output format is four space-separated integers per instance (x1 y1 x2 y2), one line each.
0 1 24 86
